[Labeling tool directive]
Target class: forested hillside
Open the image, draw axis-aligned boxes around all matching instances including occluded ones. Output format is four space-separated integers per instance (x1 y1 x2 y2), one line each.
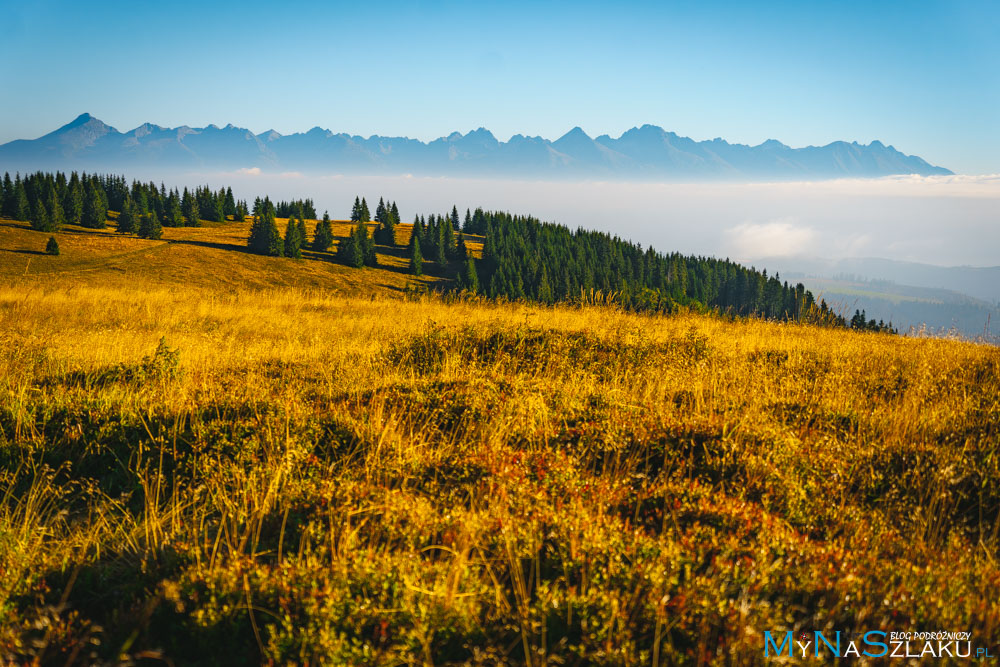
2 170 903 333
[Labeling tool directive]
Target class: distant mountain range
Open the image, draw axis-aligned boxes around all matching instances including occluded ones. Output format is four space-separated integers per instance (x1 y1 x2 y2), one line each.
0 113 953 179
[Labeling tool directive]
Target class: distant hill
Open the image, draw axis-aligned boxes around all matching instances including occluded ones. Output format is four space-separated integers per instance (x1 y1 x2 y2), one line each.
757 256 1000 340
0 114 952 180
757 256 1000 305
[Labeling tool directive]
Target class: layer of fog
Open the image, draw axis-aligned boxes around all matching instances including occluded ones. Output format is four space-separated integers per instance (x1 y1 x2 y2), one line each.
170 169 1000 270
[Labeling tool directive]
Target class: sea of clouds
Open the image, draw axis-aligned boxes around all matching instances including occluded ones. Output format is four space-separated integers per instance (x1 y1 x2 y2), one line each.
177 170 1000 269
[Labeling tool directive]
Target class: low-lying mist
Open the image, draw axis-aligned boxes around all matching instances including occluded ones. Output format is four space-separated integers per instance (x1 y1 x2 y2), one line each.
163 169 1000 270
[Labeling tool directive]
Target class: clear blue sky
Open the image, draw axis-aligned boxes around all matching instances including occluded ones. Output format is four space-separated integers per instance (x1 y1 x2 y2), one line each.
1 0 997 173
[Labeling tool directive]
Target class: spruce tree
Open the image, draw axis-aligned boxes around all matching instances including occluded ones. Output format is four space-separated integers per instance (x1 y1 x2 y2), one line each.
460 257 478 293
360 197 370 222
117 196 137 234
375 204 398 246
183 196 200 227
296 217 307 249
313 212 333 251
45 236 60 256
537 267 553 304
350 220 376 267
337 229 363 268
30 199 51 232
81 182 106 228
213 195 225 223
47 186 64 230
410 233 423 276
224 187 236 217
350 196 362 222
137 212 162 240
164 196 184 227
450 205 460 231
283 219 302 258
13 178 29 221
390 201 400 230
63 177 82 225
248 210 283 256
408 214 423 251
0 173 9 217
435 222 448 267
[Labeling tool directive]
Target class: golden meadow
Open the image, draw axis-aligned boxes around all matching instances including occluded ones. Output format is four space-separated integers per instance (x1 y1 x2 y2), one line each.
0 217 998 664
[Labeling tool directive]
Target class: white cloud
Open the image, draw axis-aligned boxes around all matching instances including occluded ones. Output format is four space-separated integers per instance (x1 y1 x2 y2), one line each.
236 167 261 176
726 219 816 258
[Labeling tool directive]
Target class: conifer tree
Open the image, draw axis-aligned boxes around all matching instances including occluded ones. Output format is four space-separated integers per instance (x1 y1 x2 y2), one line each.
360 197 370 222
337 228 363 268
351 220 376 266
13 177 30 221
62 177 82 225
137 212 162 240
30 199 51 232
133 185 149 215
296 217 307 248
460 257 478 292
0 173 9 217
164 195 184 227
537 266 554 304
463 208 472 231
248 209 283 256
351 196 362 222
451 205 460 231
410 233 423 276
375 203 398 246
212 196 225 223
45 236 60 256
435 222 448 267
313 212 333 251
183 196 200 227
443 218 457 259
47 185 64 230
284 217 303 258
117 196 137 234
408 214 423 251
224 187 236 217
81 181 106 228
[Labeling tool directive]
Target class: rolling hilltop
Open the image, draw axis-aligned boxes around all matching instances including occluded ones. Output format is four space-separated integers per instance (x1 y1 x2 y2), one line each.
0 113 952 179
1 205 998 663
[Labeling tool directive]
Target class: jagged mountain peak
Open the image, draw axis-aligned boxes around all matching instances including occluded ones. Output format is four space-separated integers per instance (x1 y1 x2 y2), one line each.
0 114 953 179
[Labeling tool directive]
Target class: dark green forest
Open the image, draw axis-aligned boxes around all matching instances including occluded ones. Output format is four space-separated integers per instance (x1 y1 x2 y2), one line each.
1 171 248 236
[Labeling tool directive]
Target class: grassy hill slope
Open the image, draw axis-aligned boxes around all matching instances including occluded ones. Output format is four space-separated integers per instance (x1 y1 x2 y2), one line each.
0 216 479 293
0 217 998 664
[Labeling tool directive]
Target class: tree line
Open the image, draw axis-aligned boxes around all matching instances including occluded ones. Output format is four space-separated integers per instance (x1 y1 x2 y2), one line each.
468 209 859 327
2 172 893 332
0 171 249 236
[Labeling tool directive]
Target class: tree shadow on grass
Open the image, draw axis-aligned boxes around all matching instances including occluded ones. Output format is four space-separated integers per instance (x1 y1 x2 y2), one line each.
166 238 253 254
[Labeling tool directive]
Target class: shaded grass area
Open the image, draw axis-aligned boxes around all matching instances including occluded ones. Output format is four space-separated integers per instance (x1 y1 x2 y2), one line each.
0 279 998 664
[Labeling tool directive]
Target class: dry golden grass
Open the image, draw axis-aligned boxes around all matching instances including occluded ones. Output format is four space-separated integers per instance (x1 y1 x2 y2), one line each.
0 217 466 294
0 217 998 664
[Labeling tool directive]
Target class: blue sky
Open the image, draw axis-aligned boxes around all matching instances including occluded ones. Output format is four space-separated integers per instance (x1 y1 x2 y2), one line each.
1 0 998 173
